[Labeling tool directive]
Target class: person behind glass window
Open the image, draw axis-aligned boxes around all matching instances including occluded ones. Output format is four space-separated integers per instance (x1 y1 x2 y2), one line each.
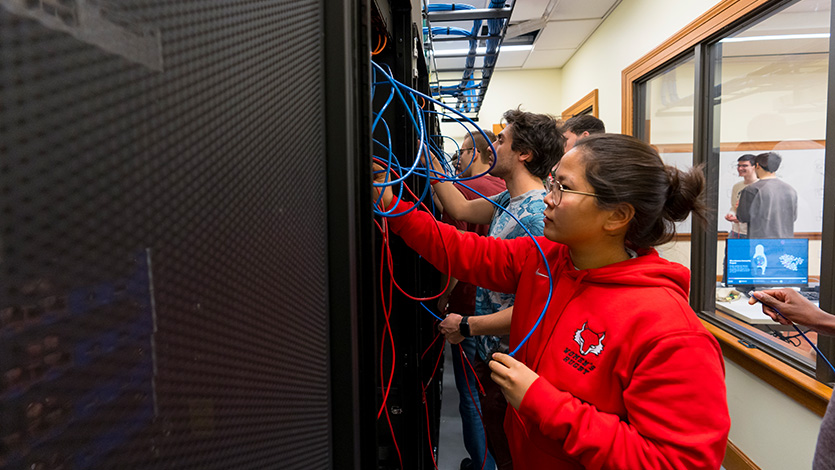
724 154 758 238
736 152 798 238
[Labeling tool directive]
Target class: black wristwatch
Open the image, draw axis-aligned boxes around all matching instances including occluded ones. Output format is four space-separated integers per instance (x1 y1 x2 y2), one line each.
459 316 471 338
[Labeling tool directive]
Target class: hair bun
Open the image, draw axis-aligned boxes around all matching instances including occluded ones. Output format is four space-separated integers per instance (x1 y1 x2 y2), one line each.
663 165 706 222
576 134 707 248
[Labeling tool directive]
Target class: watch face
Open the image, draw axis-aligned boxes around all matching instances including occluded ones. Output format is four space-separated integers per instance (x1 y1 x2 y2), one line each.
460 317 470 337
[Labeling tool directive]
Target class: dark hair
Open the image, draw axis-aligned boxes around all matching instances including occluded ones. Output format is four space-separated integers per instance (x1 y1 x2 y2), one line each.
575 134 707 249
466 129 497 164
502 108 565 179
563 115 605 135
754 152 782 172
737 154 756 164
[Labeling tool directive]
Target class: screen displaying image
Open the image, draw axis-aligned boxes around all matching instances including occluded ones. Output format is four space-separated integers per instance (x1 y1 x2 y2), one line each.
726 238 809 286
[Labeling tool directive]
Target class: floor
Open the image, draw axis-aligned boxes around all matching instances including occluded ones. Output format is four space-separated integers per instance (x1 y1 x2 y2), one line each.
437 342 469 470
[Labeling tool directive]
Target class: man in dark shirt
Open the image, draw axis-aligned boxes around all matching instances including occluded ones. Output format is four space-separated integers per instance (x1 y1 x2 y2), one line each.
561 114 605 152
438 129 505 470
736 152 797 238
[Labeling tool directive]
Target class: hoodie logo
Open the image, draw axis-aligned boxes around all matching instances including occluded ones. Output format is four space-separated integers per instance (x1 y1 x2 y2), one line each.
573 322 605 356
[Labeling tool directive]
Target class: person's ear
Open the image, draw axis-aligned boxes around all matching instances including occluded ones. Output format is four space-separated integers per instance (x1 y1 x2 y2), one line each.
604 203 634 234
581 131 591 138
480 148 493 165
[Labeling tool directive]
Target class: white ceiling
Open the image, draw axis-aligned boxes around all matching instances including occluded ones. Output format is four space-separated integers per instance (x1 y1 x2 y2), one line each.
426 0 622 70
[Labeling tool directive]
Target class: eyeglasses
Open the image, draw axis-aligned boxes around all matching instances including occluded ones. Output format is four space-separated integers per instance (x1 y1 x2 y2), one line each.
459 147 474 153
545 170 598 206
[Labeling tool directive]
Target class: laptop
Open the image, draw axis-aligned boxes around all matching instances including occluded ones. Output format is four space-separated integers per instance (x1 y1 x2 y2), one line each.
718 238 812 325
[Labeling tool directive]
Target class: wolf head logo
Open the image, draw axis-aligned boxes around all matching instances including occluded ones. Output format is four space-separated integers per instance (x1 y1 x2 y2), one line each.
573 322 605 356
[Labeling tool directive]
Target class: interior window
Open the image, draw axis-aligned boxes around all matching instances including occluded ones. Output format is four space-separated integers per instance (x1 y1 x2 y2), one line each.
707 0 829 366
640 57 696 267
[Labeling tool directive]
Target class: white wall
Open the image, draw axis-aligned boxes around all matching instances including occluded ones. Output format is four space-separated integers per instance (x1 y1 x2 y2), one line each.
561 0 718 133
725 360 821 469
438 68 562 146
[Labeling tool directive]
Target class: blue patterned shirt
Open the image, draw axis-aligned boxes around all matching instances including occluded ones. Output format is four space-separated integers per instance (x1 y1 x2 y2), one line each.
474 188 547 361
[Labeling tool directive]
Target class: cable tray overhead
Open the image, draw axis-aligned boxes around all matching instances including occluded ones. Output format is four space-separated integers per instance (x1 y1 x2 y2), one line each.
422 1 517 119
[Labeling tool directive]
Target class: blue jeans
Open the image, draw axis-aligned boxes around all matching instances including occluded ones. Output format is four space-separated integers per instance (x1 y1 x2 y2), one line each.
452 338 496 470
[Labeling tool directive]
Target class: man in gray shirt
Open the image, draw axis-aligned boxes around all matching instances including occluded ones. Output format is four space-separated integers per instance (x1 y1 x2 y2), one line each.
736 152 797 238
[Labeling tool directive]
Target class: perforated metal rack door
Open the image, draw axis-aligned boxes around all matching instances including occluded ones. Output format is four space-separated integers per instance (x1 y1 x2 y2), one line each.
0 1 332 469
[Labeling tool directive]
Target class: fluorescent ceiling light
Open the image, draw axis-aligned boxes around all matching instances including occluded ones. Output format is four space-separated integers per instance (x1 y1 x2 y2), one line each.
431 45 533 57
720 33 830 43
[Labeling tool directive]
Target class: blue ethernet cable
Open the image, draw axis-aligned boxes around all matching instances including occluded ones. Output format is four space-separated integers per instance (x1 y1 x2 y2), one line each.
419 302 444 322
372 60 497 161
451 180 553 358
371 59 555 358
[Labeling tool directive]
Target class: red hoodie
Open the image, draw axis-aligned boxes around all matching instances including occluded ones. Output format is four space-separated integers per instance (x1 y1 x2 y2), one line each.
385 198 730 469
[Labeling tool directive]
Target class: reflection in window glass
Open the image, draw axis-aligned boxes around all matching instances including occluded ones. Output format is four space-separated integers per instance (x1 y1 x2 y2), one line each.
642 57 695 267
711 0 829 365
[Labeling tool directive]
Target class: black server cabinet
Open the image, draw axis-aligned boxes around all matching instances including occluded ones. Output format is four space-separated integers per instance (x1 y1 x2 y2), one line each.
0 1 375 469
371 1 444 469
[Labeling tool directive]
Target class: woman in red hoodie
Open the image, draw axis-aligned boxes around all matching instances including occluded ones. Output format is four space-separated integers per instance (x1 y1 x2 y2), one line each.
374 133 730 469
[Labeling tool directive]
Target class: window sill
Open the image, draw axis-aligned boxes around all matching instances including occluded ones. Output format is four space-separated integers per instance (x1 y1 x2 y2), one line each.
701 319 832 416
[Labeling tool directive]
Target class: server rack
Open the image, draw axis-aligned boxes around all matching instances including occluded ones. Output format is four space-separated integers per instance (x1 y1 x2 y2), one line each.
0 0 376 469
370 1 445 468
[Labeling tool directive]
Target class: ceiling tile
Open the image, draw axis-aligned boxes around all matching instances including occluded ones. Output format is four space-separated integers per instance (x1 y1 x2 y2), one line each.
496 49 531 68
509 0 550 21
550 0 620 20
425 0 624 71
535 19 601 50
523 49 576 69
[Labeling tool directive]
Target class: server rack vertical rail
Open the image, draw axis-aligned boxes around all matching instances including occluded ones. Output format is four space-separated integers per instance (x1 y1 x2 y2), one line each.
371 0 444 468
325 0 378 469
0 1 373 469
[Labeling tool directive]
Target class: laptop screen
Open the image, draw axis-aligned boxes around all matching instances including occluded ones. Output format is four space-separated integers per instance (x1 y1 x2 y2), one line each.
726 238 809 287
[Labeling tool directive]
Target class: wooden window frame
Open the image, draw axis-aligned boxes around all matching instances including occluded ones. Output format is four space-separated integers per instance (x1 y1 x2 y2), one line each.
561 89 599 121
622 0 835 413
622 0 774 135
